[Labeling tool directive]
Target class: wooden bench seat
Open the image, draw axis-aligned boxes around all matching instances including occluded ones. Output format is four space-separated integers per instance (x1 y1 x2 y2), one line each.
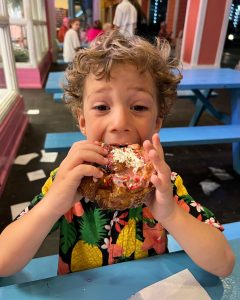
50 90 218 103
53 93 63 102
44 125 240 152
177 90 218 98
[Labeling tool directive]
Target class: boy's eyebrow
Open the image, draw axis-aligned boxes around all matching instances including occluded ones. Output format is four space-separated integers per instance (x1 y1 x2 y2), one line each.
127 87 154 98
87 87 112 99
87 87 154 99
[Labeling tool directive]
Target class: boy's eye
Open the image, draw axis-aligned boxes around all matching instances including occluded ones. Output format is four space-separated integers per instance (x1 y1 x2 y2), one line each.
93 105 110 111
131 105 148 111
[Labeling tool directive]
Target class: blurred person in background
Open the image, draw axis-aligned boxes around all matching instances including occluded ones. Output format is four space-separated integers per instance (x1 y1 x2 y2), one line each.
130 0 148 38
113 0 137 37
58 17 69 43
86 20 104 43
102 22 113 33
63 18 81 63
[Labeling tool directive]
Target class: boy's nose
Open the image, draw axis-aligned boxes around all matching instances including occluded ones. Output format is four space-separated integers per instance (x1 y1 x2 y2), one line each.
110 108 130 132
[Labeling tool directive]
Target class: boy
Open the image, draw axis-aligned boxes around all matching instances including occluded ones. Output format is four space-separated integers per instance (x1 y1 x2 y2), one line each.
0 31 235 277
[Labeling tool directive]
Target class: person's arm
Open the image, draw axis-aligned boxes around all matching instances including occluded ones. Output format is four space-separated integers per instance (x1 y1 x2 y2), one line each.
0 141 107 276
113 6 121 30
0 193 62 276
73 31 81 49
143 134 235 277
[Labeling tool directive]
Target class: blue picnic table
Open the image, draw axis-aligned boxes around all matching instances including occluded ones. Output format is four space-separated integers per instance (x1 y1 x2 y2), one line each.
0 238 239 299
45 68 239 127
44 68 240 173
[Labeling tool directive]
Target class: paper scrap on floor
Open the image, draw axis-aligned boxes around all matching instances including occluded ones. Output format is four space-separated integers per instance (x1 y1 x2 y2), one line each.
11 202 30 220
14 153 39 165
209 167 233 181
27 169 46 181
199 179 220 195
129 269 211 300
40 150 58 163
27 109 40 115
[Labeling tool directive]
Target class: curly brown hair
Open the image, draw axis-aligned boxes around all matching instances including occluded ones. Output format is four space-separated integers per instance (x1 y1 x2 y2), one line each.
63 30 182 120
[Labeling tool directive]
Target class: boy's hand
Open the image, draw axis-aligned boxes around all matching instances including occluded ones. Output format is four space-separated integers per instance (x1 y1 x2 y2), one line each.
143 133 177 222
45 140 108 216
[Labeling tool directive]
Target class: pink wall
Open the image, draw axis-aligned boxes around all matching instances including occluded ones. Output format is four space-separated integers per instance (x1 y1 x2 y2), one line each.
16 51 51 88
0 95 28 197
182 0 200 63
198 0 226 65
166 0 176 34
176 0 188 37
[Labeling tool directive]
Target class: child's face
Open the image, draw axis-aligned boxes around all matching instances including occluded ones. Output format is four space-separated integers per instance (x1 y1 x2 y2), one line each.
77 64 162 145
72 21 80 31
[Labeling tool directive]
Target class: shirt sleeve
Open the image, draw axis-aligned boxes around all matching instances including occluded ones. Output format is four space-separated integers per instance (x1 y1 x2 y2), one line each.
113 6 122 27
171 172 224 231
72 31 81 49
14 168 61 234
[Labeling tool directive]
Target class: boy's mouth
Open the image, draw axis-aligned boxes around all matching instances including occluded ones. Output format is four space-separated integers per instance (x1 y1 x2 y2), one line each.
110 143 128 147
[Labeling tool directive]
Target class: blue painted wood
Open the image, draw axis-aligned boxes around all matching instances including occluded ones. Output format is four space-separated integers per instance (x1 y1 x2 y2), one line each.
231 90 240 174
1 222 238 288
223 222 240 240
45 69 240 94
179 68 240 90
0 239 239 299
53 93 63 102
168 221 240 253
0 255 58 287
177 90 218 98
44 131 86 152
44 125 240 152
45 71 64 93
51 90 218 104
160 125 240 146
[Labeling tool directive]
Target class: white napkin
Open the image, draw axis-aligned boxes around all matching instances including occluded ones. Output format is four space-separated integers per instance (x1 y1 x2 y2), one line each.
14 153 39 165
129 269 211 300
40 150 58 163
27 169 46 181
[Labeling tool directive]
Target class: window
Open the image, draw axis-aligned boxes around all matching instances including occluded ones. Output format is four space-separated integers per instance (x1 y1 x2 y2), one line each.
0 0 18 123
10 24 29 62
7 0 49 66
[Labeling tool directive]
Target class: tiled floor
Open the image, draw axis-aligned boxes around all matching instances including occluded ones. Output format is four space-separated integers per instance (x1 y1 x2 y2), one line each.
0 48 240 258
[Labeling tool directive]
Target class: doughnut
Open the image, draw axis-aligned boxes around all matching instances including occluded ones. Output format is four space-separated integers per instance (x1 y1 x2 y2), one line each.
78 144 155 210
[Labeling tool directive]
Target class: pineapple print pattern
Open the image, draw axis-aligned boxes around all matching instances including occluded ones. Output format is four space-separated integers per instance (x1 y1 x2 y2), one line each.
15 169 224 275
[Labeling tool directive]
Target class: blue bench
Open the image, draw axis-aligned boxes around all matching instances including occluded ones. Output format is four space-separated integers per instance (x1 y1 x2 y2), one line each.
51 91 217 104
44 125 240 152
177 90 218 99
1 221 239 287
53 93 63 102
49 90 218 103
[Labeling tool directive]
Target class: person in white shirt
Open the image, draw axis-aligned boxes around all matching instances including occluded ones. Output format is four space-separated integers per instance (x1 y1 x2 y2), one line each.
63 19 81 63
113 0 137 37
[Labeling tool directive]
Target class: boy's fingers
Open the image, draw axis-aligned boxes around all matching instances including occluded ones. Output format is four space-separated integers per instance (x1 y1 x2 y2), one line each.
60 149 108 174
148 148 168 173
152 133 165 159
74 164 104 179
143 139 153 153
70 142 108 156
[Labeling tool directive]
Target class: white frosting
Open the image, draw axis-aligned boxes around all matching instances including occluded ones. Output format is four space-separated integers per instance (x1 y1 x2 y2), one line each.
111 147 144 172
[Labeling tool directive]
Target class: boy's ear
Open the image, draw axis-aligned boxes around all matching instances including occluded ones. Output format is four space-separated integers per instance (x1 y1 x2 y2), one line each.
77 109 86 136
154 117 163 133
